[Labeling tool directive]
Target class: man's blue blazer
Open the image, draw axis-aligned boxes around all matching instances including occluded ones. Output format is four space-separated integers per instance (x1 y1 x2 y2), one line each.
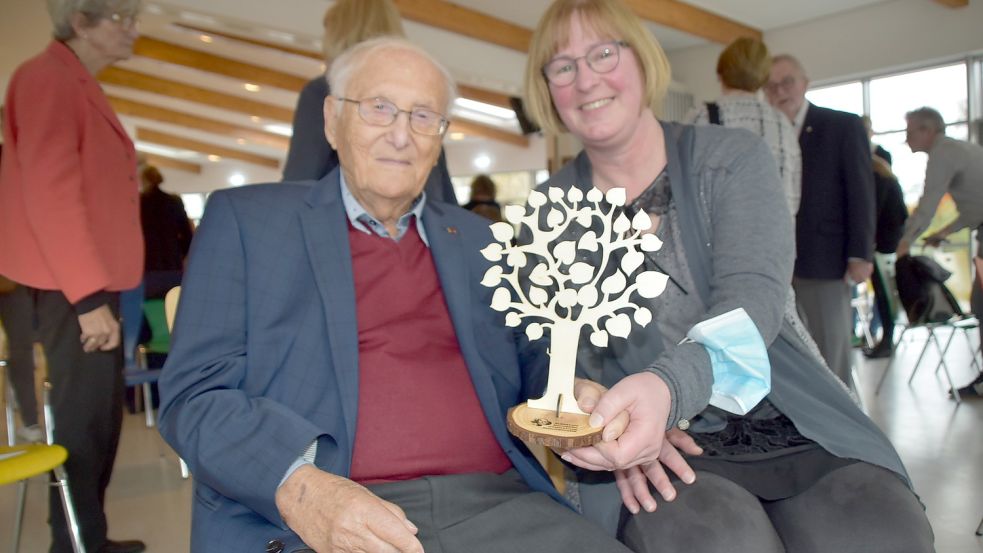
158 168 556 551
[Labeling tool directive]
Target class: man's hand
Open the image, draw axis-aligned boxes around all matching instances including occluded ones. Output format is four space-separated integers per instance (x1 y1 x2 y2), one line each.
922 232 948 248
78 304 120 352
614 429 701 514
275 465 423 553
845 259 873 285
896 239 911 258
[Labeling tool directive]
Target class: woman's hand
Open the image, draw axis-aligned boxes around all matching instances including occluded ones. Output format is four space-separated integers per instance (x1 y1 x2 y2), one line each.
614 429 702 513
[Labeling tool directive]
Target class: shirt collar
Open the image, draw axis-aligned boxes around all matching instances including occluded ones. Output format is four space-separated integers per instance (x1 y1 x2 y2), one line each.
793 101 809 135
339 172 429 246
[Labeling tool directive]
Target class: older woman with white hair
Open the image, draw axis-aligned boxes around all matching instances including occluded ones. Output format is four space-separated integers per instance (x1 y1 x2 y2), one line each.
0 1 145 551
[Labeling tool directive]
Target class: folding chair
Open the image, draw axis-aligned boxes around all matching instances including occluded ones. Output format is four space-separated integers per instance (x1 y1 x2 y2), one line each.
163 287 189 480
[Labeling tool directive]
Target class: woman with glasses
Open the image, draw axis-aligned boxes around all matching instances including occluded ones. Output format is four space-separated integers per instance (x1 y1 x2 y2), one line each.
283 0 457 204
0 1 145 552
522 1 934 551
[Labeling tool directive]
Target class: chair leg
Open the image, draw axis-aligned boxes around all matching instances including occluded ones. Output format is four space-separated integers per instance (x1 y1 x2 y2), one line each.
908 328 937 385
4 363 17 447
143 382 154 428
976 515 982 536
12 479 26 553
876 327 908 395
52 465 86 553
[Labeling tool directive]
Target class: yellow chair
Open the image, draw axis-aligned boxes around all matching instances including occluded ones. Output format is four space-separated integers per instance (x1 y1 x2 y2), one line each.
163 287 190 480
1 382 85 552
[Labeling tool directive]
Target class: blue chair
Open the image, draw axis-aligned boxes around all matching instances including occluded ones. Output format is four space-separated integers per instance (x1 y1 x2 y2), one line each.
120 284 163 428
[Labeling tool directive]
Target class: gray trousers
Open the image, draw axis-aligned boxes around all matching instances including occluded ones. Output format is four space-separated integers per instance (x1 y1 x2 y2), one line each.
793 277 853 384
616 463 934 553
367 470 631 553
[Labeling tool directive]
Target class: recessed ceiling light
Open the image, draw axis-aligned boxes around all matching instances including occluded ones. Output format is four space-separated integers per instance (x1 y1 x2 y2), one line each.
449 132 465 141
207 154 221 162
454 98 516 120
250 116 261 123
473 154 491 170
244 83 261 92
263 124 293 137
236 138 246 145
228 173 246 186
199 35 213 44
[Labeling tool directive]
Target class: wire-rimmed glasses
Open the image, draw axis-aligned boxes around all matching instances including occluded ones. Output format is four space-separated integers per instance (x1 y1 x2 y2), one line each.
336 97 450 136
542 40 630 87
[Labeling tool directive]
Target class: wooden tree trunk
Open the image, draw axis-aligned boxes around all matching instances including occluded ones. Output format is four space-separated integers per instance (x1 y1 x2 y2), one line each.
527 320 587 415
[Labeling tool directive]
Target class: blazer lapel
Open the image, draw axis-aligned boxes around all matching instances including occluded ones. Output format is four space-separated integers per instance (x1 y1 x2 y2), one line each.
299 171 360 437
48 42 132 148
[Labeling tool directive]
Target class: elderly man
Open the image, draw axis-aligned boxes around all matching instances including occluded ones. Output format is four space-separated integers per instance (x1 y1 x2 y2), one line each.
897 106 983 396
157 38 638 553
766 54 875 385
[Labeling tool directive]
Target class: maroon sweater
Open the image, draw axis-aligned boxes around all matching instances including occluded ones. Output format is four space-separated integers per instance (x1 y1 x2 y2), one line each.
347 223 511 484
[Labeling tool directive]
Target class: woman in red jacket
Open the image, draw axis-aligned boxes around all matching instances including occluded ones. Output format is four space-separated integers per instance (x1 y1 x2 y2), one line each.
0 1 145 551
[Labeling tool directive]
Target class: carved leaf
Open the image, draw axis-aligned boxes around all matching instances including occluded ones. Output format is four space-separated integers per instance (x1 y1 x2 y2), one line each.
589 329 609 348
636 271 670 298
578 285 598 307
505 312 521 327
548 187 565 202
606 188 627 207
480 243 502 262
529 286 548 306
569 262 594 284
480 265 503 287
546 208 564 228
586 188 603 203
621 251 644 275
613 212 631 234
634 306 652 327
526 322 544 340
640 233 663 252
605 313 632 338
567 188 584 203
504 204 526 225
600 271 627 295
553 241 576 265
490 222 514 243
530 263 552 286
506 249 528 268
578 231 599 252
576 207 593 227
491 287 511 311
528 190 547 208
557 289 578 308
631 209 652 231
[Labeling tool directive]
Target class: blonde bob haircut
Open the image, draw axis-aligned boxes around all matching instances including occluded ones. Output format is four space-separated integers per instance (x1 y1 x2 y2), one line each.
322 0 405 63
524 0 671 135
717 37 770 92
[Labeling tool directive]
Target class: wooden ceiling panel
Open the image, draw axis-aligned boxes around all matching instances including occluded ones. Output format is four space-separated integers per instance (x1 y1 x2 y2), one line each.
136 128 281 169
141 154 203 174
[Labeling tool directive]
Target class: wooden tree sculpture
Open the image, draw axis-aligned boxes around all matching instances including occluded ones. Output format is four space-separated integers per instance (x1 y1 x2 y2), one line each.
480 186 669 447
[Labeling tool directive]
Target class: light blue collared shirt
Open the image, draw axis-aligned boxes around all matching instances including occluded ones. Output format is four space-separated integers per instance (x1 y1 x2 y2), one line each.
340 172 430 246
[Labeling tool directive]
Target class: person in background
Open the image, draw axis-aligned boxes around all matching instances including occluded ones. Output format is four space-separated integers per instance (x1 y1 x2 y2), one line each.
897 106 983 396
766 54 875 386
282 0 456 203
463 174 503 222
862 115 893 166
686 37 800 217
158 37 655 552
522 0 933 551
139 164 193 299
0 0 146 551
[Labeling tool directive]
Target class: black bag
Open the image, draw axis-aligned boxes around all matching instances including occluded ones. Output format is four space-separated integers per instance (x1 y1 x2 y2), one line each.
894 255 964 324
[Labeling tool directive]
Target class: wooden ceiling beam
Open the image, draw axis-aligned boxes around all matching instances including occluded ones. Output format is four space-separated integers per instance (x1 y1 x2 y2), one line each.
133 37 308 92
140 153 202 174
623 0 760 44
108 96 289 150
448 119 528 148
393 0 531 52
456 84 512 110
99 67 294 123
933 0 968 6
136 128 281 169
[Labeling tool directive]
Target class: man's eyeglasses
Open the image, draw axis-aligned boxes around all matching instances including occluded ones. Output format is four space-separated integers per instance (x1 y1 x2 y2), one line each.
765 76 799 95
542 40 629 87
336 97 449 136
107 12 139 28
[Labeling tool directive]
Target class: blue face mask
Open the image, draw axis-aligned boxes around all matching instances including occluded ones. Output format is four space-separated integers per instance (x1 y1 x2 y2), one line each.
682 308 771 415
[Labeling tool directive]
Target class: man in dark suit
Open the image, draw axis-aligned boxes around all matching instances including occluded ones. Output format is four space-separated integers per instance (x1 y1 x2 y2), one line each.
157 38 641 553
766 54 875 384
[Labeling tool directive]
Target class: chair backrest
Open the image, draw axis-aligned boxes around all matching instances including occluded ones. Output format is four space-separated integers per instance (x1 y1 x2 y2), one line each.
164 286 181 333
119 284 145 368
142 299 170 354
895 255 964 324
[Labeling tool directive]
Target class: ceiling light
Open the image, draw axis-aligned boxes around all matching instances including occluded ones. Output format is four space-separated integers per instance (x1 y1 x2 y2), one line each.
473 154 491 171
207 154 221 162
228 173 246 187
449 132 465 141
454 98 516 120
250 116 261 123
244 83 261 92
236 138 246 145
199 35 213 44
263 124 293 137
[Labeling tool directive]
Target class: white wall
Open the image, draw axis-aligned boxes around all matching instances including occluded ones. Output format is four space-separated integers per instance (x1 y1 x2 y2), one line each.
668 0 983 103
0 0 50 101
444 133 548 177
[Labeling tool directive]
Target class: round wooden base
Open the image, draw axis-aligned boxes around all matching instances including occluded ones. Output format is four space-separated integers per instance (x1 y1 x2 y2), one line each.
507 403 603 449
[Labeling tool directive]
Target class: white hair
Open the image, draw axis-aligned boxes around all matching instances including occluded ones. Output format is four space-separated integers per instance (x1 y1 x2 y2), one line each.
327 37 457 116
47 0 141 40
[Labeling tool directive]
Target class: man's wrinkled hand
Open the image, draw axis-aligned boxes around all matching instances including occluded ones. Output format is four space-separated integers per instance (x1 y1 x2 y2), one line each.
275 465 423 553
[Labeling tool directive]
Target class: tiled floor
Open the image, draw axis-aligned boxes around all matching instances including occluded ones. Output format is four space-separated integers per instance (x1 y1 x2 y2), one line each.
1 327 982 552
